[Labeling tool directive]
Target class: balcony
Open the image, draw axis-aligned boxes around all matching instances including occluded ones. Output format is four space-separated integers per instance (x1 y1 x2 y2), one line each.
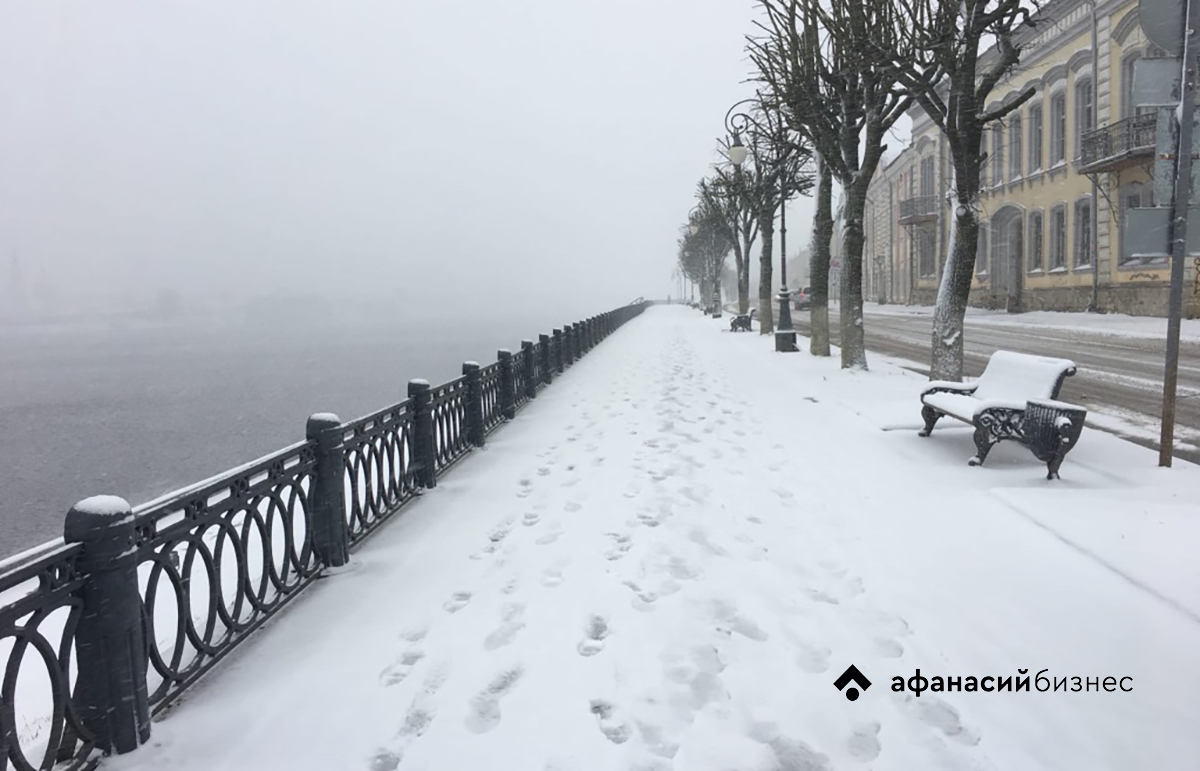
898 195 939 224
1079 113 1157 174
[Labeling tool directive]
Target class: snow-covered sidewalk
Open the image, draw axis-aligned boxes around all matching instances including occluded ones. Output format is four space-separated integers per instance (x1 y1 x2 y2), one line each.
108 306 1200 771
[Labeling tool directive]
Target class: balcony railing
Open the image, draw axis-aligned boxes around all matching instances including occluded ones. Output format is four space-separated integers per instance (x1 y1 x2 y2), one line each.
1079 113 1157 173
899 195 939 223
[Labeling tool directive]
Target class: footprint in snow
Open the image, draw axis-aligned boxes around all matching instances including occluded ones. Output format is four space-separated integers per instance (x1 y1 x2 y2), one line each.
564 501 583 513
483 603 526 650
577 615 610 656
379 650 425 687
710 598 768 641
443 591 472 614
905 694 980 745
537 467 551 476
794 641 832 674
536 529 563 546
589 700 632 744
847 721 882 761
464 667 524 734
874 637 904 658
605 533 632 560
368 750 401 771
542 567 564 588
399 662 449 739
522 512 540 527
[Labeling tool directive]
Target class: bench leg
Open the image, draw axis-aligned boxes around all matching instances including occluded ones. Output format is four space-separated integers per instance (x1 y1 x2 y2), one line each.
968 423 999 466
918 405 942 437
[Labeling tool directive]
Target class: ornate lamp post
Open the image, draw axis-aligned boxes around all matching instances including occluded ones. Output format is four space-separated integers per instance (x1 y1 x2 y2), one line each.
724 99 798 352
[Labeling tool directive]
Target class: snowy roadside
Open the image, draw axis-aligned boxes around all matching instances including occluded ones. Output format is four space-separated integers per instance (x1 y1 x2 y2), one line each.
104 306 1200 771
850 300 1200 343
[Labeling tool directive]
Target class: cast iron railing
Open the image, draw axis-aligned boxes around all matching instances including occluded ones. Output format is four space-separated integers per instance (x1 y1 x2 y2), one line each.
898 195 939 222
1079 113 1157 172
0 302 647 771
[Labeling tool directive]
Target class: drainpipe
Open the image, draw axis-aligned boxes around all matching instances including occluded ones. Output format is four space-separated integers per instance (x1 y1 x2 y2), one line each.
1088 0 1102 312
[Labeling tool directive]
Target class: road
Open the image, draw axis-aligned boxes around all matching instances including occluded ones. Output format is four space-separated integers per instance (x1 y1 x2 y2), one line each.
781 305 1200 464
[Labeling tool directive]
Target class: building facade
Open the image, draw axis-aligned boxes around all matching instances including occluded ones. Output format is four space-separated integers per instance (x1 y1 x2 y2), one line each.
881 0 1200 317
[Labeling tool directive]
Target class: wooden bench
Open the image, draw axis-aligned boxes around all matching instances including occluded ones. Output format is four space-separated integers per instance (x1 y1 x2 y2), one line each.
918 351 1080 469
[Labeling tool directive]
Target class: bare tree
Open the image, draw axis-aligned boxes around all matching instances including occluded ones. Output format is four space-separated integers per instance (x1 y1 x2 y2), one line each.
699 173 757 315
894 0 1039 380
679 202 734 308
751 0 912 369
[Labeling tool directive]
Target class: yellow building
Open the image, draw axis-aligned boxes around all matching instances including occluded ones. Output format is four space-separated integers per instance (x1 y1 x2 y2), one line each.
894 0 1198 317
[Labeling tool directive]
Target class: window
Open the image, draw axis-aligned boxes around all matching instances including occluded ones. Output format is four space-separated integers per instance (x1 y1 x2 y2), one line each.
919 227 937 277
1029 210 1044 271
992 125 1004 184
1029 103 1044 171
1075 78 1094 157
1122 54 1140 118
977 222 990 275
1049 205 1067 269
1050 92 1067 165
1009 114 1023 179
1075 197 1092 267
919 156 935 198
1119 183 1167 266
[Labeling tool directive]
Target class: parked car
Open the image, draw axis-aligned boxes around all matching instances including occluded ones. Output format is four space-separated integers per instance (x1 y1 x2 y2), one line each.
793 286 812 310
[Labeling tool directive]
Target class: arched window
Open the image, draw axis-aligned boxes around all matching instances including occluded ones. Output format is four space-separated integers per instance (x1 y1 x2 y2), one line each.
1028 102 1044 171
1074 196 1093 268
1028 210 1045 272
1075 77 1094 158
1049 204 1068 269
1050 92 1068 164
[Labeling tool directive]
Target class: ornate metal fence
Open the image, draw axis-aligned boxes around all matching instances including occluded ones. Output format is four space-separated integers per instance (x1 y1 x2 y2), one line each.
135 442 320 714
0 543 93 771
0 301 648 770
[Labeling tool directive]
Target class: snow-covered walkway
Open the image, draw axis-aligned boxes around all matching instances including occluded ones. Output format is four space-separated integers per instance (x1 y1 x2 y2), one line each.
108 306 1200 771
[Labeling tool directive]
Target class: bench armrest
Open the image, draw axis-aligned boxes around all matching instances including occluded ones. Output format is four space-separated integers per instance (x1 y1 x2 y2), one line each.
921 381 978 398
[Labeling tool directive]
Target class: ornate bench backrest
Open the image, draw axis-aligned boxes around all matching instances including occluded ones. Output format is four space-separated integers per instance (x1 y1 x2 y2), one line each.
972 350 1078 403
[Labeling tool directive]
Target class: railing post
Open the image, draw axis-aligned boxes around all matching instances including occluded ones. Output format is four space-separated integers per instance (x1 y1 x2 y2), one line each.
306 413 350 569
565 324 577 365
462 362 486 447
521 340 538 400
498 349 516 420
553 328 565 373
407 379 437 489
64 496 151 756
539 334 553 385
573 323 582 359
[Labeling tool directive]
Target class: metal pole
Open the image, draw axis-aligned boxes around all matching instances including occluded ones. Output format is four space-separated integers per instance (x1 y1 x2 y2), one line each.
780 179 788 290
1159 0 1200 467
1088 0 1101 312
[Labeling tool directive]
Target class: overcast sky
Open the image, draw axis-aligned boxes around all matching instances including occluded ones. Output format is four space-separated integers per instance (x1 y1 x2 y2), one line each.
0 0 832 320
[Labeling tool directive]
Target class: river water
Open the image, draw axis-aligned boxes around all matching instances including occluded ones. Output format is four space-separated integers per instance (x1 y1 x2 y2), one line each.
0 307 592 555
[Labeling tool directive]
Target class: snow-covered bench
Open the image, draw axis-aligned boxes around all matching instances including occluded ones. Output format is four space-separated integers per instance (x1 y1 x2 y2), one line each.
918 350 1079 468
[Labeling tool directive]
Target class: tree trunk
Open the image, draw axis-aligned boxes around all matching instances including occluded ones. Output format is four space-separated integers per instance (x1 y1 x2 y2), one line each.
739 225 753 315
731 239 744 315
809 160 833 356
839 182 868 370
758 212 776 334
930 193 978 381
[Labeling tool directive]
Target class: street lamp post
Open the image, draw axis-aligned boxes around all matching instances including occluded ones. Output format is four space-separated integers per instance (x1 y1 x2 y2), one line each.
725 100 798 352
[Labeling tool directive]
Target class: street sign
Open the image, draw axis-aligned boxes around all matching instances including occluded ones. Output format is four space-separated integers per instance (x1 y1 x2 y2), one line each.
1133 57 1182 106
1140 0 1185 55
1123 206 1200 259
